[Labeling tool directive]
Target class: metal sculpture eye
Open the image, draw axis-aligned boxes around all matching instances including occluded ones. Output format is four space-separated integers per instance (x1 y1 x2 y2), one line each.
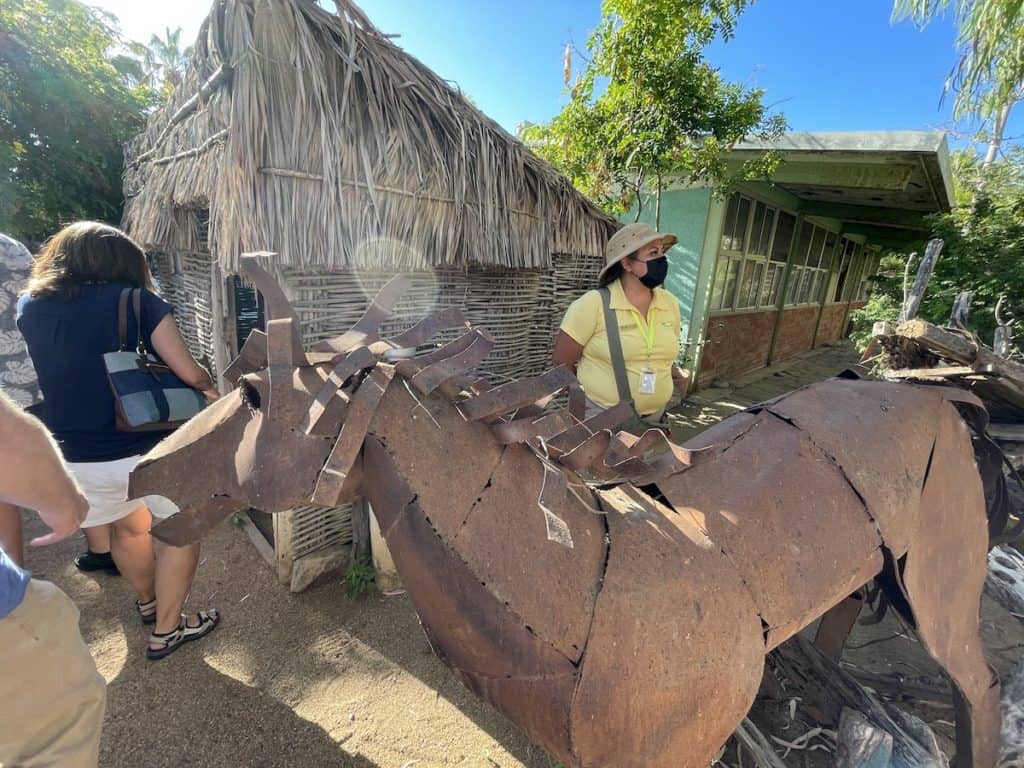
238 377 262 411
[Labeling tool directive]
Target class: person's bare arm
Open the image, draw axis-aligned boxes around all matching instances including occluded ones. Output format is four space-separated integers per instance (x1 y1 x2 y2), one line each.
0 392 87 547
0 501 24 566
671 365 691 395
552 331 585 372
149 314 220 401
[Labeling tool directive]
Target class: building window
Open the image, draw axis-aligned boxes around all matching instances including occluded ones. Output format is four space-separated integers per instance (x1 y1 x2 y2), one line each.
784 222 836 307
831 239 879 302
710 195 794 312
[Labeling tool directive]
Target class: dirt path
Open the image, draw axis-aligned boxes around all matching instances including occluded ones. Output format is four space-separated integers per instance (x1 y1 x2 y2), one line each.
24 517 556 768
20 342 1024 766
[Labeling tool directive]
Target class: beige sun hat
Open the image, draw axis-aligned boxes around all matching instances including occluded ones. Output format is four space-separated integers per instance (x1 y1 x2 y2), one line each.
598 222 678 282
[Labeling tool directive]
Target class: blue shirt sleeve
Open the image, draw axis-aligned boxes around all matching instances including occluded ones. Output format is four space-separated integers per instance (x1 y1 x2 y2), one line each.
131 289 174 348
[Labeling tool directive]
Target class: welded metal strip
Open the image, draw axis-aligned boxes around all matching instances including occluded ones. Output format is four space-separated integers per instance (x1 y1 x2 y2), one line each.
568 382 586 422
604 427 707 479
538 461 574 548
298 346 377 435
385 306 469 349
409 332 495 395
239 254 299 323
492 409 577 445
458 366 576 423
545 402 634 457
311 365 396 507
560 431 614 476
395 329 480 378
312 274 413 353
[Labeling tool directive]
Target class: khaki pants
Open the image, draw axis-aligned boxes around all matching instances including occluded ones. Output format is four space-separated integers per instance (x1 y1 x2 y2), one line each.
0 580 106 768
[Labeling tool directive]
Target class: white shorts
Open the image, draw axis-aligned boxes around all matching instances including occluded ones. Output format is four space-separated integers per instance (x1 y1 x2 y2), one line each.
66 455 179 527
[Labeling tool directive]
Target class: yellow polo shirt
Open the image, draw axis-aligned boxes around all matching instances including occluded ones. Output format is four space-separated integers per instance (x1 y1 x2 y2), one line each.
560 281 681 416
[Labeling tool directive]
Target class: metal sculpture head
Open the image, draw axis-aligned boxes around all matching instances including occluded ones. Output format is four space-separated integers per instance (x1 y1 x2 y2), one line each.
130 254 707 544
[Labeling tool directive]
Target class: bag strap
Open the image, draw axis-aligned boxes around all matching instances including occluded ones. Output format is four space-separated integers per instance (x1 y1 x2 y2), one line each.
599 286 633 407
131 289 147 355
117 288 131 351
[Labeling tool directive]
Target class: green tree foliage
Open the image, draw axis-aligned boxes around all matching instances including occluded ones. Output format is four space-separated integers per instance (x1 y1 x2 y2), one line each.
0 0 154 243
142 27 194 97
893 0 1024 121
851 149 1024 350
520 0 786 215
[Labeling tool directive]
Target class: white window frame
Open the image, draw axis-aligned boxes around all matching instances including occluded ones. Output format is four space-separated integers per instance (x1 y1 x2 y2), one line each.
783 221 838 308
710 194 795 314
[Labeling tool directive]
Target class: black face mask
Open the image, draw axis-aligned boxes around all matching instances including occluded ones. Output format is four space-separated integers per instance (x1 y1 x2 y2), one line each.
638 256 669 289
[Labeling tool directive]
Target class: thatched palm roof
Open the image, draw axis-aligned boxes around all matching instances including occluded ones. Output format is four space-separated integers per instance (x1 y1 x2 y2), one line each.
122 0 617 271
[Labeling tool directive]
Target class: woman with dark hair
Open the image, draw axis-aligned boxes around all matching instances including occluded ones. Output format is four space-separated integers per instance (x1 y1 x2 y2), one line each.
553 222 690 431
17 221 220 659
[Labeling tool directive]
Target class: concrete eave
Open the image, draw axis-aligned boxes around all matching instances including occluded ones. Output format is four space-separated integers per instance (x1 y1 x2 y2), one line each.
726 130 955 216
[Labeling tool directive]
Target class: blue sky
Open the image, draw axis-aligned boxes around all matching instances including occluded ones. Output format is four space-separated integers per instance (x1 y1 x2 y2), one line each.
94 0 1021 154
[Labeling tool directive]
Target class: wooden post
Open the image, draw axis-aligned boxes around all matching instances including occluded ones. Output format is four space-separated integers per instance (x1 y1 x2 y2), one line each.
367 502 401 592
767 213 806 365
351 498 371 563
900 239 944 323
949 291 973 329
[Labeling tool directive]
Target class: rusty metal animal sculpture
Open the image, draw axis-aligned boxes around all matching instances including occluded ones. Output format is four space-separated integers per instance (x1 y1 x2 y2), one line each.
130 257 1002 768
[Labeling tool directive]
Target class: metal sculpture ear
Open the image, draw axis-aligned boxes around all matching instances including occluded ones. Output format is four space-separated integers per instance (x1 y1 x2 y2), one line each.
223 329 268 382
239 252 301 324
312 274 413 353
266 318 305 368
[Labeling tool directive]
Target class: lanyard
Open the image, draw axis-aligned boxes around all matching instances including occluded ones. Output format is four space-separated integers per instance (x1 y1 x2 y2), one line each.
628 308 657 358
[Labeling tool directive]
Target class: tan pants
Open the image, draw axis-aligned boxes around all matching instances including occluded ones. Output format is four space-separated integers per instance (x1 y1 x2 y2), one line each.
0 580 106 768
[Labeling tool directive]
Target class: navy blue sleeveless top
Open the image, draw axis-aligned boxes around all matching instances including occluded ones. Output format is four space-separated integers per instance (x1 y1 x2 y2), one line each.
17 283 175 462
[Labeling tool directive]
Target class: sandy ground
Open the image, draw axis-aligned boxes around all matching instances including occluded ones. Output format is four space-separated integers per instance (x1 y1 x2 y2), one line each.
18 341 1024 767
24 515 558 768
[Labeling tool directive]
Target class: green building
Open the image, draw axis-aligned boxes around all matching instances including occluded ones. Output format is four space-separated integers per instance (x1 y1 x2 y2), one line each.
636 131 954 388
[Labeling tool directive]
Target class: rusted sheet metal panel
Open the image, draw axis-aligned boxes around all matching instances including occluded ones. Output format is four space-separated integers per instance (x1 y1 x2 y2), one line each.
571 485 764 768
901 402 1000 766
455 670 576 765
368 381 504 542
659 411 883 645
128 391 250 517
455 445 607 663
763 379 943 556
364 443 577 765
680 411 759 451
151 497 245 546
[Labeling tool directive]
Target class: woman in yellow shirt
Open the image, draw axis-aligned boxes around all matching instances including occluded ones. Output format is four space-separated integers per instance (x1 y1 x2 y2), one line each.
553 223 689 430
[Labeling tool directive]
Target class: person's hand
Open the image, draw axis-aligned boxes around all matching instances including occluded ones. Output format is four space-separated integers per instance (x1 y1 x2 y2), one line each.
29 491 88 547
671 366 691 396
200 388 221 403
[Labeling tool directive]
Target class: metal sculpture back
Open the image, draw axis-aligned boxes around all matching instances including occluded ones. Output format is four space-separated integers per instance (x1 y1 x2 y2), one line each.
130 258 1001 767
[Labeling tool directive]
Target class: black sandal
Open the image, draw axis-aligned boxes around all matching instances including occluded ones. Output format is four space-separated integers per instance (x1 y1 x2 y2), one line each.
146 609 220 661
136 597 157 625
75 550 120 575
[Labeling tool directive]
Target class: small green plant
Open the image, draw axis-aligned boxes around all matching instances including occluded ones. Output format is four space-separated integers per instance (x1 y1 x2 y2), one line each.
849 293 901 353
344 557 376 599
230 512 247 528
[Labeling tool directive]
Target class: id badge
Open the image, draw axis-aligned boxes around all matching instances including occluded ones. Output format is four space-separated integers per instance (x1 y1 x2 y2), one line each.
639 368 657 395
